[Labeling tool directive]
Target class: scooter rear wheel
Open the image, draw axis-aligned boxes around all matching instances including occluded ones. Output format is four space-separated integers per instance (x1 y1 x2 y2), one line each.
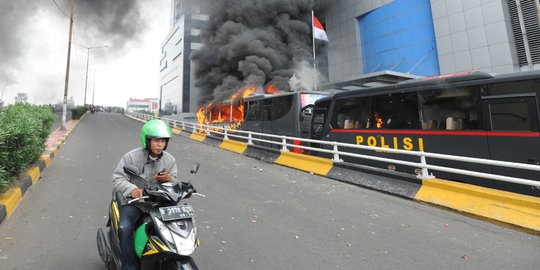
96 228 117 270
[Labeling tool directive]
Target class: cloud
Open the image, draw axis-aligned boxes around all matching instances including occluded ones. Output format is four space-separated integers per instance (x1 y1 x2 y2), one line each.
0 0 167 106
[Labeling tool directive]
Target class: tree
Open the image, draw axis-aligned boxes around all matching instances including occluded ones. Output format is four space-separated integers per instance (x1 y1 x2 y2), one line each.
14 92 28 103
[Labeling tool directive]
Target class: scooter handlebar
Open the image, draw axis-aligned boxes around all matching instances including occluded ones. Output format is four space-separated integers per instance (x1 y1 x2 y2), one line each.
127 196 149 204
192 193 206 198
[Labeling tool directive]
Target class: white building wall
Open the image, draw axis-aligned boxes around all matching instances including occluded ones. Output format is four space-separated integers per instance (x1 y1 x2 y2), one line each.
160 15 186 114
160 1 210 116
430 0 519 74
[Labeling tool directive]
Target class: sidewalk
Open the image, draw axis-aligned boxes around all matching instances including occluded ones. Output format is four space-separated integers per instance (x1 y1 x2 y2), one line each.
45 120 78 147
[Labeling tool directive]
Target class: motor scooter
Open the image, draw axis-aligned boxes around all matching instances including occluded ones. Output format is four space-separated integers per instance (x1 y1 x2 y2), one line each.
97 163 203 270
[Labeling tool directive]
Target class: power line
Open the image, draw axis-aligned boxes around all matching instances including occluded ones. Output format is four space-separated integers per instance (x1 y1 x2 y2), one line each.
51 0 68 17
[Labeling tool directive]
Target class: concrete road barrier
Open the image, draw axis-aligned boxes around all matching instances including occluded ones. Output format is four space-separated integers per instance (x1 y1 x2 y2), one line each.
415 178 540 233
275 151 333 176
219 139 248 154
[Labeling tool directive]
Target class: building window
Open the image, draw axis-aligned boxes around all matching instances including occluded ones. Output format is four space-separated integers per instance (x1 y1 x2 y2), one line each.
191 19 206 29
507 0 540 66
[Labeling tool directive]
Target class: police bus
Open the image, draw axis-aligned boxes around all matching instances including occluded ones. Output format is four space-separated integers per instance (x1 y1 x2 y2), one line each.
311 71 540 196
241 91 328 150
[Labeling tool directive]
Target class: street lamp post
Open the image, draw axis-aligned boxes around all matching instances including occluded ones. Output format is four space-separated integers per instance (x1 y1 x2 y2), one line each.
92 69 96 105
84 48 90 106
1 83 16 104
74 44 108 106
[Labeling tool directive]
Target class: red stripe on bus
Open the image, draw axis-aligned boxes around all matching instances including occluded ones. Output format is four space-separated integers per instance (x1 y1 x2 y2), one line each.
329 129 540 137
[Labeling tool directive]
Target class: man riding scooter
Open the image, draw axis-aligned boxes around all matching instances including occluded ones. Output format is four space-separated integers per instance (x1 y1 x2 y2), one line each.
112 119 178 270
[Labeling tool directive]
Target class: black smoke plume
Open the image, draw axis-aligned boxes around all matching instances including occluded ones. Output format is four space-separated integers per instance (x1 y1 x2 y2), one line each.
192 0 323 106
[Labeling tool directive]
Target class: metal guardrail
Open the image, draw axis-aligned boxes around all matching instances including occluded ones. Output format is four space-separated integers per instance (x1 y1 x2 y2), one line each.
131 112 540 188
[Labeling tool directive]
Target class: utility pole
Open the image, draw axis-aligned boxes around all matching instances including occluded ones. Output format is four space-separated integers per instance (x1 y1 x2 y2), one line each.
75 44 108 106
92 70 96 105
61 0 74 130
1 83 16 104
84 48 90 106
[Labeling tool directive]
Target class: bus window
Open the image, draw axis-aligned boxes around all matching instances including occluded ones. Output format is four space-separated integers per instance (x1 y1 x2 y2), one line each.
487 97 539 132
245 100 260 121
271 95 293 120
301 94 327 108
370 93 419 129
488 80 533 95
262 98 272 121
419 86 483 130
312 99 331 138
312 108 326 136
331 97 370 129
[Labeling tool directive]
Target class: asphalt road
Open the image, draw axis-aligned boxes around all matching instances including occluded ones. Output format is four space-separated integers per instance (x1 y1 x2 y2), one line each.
0 113 538 270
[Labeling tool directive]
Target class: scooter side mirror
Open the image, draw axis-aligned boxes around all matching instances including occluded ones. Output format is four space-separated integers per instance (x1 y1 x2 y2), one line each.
190 163 200 174
124 165 140 177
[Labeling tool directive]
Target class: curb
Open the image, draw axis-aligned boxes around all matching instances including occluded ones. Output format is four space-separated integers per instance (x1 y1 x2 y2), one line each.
127 115 540 235
415 178 540 234
0 113 86 225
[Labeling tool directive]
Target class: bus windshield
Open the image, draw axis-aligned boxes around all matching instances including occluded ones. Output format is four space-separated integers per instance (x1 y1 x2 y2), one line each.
301 93 327 108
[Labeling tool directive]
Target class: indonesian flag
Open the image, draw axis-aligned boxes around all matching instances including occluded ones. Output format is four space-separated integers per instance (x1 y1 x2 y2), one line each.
313 15 328 42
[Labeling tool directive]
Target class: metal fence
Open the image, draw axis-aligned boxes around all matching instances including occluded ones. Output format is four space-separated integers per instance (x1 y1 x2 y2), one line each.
131 112 540 188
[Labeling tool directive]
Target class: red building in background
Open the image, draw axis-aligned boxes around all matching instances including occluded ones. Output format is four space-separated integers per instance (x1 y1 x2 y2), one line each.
126 98 159 114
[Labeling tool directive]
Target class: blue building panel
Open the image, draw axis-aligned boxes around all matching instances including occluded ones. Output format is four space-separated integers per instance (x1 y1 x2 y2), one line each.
358 0 440 76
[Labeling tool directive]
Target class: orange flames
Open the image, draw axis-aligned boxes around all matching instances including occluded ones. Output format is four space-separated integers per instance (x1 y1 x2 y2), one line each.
373 113 383 129
196 86 257 131
376 118 383 129
265 84 280 95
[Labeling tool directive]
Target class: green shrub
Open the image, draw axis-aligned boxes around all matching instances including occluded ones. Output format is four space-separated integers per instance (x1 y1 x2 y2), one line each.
71 106 87 119
0 104 55 192
0 167 15 192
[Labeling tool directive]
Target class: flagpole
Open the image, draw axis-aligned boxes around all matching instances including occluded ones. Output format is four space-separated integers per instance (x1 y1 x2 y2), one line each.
311 10 317 91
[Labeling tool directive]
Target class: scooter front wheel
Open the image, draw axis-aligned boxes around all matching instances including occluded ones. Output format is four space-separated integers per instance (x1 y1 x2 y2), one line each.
162 257 198 270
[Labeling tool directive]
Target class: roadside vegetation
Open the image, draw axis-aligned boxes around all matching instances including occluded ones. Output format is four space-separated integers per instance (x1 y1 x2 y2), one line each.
0 103 55 192
71 106 87 119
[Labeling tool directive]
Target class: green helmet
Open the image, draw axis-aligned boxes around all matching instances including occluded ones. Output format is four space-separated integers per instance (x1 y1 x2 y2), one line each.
141 119 172 150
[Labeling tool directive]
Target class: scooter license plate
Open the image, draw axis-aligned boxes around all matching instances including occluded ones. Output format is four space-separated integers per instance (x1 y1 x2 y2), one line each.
159 205 195 221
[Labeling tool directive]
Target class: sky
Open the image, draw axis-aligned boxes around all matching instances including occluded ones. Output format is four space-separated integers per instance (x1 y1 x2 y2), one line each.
0 0 170 107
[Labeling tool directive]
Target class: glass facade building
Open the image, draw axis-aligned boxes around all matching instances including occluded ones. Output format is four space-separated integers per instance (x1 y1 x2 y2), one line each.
159 0 210 117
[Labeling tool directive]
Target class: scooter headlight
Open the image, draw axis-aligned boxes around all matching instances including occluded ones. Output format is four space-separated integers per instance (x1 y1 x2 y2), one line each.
171 228 197 256
166 219 197 256
153 216 176 250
